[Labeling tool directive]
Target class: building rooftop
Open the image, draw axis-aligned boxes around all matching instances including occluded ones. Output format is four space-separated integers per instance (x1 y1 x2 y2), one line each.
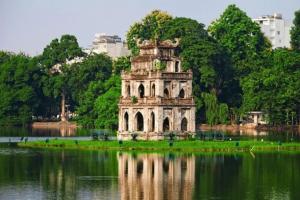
254 13 283 20
93 33 122 44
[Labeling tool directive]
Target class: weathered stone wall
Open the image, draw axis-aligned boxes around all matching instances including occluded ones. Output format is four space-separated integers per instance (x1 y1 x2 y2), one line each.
118 39 195 140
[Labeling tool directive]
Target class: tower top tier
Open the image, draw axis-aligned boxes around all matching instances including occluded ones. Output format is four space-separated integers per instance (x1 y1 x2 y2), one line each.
137 38 180 49
136 38 180 57
129 39 182 73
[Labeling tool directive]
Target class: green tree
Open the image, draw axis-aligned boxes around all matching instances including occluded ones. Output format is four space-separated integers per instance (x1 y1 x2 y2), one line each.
201 92 229 125
291 9 300 51
39 35 85 120
76 75 121 129
126 10 172 55
72 54 114 128
76 80 105 128
94 75 121 130
68 53 112 107
0 52 43 125
113 56 131 74
241 49 300 124
208 4 271 77
127 13 233 123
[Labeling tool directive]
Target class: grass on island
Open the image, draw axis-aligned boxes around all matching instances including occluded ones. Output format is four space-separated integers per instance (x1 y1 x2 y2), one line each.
17 139 300 153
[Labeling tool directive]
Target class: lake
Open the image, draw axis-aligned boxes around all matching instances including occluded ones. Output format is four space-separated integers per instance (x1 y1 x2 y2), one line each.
0 126 300 142
0 147 299 200
0 127 300 200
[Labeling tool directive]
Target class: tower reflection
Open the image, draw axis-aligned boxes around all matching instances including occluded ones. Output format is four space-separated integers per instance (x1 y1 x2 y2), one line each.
118 153 195 200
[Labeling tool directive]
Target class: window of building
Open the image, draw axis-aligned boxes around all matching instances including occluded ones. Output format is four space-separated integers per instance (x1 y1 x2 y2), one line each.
124 112 129 131
127 85 130 97
150 112 155 132
181 117 188 131
135 112 144 131
175 61 179 72
179 89 185 98
151 84 155 97
138 84 144 98
164 88 169 98
163 118 170 132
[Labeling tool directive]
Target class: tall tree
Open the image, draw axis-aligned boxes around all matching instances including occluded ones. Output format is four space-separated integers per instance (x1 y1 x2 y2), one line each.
68 53 112 107
208 4 271 77
39 35 85 121
241 49 300 124
0 52 43 125
291 9 300 51
127 13 233 123
94 75 121 130
126 10 172 55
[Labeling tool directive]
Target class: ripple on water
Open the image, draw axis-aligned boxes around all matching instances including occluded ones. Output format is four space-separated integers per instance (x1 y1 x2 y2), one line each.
77 176 119 181
0 148 33 156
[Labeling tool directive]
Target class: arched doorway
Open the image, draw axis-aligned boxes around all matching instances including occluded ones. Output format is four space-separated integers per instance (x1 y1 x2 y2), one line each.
179 89 185 98
164 88 169 98
150 112 155 132
163 117 170 132
135 112 144 131
181 117 188 131
151 84 155 97
138 84 144 98
124 112 129 131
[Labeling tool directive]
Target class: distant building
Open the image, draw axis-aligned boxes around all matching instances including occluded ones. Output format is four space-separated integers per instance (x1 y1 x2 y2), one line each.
253 13 291 49
244 111 268 125
88 33 130 59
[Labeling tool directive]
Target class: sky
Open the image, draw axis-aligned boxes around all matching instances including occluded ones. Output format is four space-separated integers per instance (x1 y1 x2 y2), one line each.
1 0 299 55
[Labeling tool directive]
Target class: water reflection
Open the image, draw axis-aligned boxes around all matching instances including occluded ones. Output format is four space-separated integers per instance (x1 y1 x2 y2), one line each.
0 126 91 137
0 148 300 199
32 125 77 136
118 153 195 200
1 126 300 142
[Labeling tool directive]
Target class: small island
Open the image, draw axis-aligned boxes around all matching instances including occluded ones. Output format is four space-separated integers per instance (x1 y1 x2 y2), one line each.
18 139 300 153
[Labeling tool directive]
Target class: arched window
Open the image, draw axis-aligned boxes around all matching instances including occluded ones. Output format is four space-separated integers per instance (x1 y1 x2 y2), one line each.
164 88 169 98
135 112 144 131
179 89 185 98
163 117 170 132
124 112 129 131
138 84 144 98
181 117 188 131
175 61 179 72
151 84 155 97
150 112 155 132
127 85 130 97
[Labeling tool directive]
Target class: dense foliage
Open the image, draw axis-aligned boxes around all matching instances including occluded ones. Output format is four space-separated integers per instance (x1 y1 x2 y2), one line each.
291 9 300 51
0 53 43 125
1 5 300 127
127 12 234 123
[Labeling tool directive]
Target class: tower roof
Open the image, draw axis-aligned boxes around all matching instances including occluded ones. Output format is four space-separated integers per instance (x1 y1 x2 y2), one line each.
136 38 180 49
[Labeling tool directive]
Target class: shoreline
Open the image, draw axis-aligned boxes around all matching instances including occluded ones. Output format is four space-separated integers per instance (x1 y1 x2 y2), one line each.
28 122 300 133
31 121 78 128
199 124 300 133
17 139 300 153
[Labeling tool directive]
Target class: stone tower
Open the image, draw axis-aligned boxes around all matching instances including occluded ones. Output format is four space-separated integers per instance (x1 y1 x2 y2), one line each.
118 39 195 140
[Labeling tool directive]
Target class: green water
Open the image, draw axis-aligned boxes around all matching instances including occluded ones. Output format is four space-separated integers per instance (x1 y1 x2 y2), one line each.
1 126 300 142
0 147 299 200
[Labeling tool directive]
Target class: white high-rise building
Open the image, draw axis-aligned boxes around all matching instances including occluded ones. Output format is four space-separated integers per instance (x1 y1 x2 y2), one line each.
253 13 291 49
88 33 131 59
